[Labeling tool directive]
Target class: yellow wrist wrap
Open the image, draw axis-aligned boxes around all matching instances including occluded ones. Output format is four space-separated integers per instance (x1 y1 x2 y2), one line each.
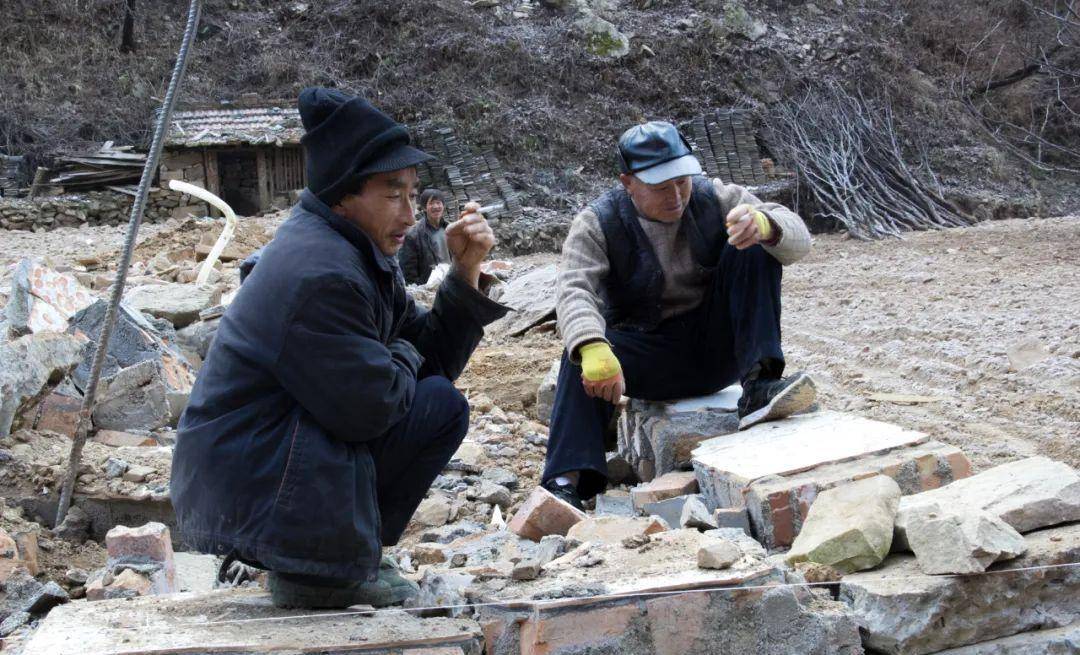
580 342 622 382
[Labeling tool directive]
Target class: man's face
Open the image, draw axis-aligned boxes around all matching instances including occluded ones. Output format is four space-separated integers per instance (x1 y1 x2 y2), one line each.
426 197 445 225
335 168 419 256
620 174 692 223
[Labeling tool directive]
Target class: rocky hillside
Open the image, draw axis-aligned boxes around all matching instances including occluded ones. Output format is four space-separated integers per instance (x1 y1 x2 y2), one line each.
2 0 1077 215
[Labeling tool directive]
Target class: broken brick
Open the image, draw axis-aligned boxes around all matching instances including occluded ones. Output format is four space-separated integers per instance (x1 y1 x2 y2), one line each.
630 471 699 510
93 430 156 448
507 487 586 542
566 516 668 545
105 522 176 594
32 390 82 435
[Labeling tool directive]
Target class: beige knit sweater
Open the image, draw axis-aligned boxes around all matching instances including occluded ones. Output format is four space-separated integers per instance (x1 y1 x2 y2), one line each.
557 178 811 360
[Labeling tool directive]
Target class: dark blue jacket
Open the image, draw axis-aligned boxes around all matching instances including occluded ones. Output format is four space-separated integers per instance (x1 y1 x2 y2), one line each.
170 191 506 579
592 175 723 332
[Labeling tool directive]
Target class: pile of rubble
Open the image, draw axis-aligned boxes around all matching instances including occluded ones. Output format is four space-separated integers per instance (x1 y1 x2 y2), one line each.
0 217 1076 653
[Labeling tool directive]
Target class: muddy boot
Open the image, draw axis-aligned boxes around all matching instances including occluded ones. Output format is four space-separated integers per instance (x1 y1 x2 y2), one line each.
378 555 419 598
268 571 411 609
737 372 817 430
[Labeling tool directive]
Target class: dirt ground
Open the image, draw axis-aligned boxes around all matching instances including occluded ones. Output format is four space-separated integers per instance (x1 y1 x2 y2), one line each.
461 216 1079 475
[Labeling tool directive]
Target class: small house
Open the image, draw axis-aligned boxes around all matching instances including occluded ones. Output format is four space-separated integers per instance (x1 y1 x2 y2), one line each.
161 103 306 216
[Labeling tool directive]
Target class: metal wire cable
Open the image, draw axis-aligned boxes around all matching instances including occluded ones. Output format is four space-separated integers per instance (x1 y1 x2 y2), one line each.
55 0 203 526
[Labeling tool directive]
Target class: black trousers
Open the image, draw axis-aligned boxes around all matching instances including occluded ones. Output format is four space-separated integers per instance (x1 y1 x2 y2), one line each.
543 243 785 499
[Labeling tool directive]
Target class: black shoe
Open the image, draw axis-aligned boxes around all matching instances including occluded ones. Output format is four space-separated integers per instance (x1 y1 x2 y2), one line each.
542 478 585 511
737 372 817 430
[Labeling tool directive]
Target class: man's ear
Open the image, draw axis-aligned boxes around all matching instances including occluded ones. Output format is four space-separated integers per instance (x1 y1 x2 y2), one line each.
618 173 635 192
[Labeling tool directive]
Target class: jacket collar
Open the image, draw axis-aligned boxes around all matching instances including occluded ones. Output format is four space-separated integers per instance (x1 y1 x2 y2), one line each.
299 190 395 275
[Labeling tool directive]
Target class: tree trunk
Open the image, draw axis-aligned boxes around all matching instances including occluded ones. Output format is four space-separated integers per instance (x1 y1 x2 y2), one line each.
120 0 136 53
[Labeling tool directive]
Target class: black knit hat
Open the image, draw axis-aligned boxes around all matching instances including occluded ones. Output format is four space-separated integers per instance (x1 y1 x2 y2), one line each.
298 87 432 206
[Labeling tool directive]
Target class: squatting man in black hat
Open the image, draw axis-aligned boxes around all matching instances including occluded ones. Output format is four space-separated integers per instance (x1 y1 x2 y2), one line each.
170 88 508 609
542 121 818 510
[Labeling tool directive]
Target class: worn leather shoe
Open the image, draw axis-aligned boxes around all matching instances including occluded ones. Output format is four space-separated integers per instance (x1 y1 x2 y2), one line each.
737 372 817 430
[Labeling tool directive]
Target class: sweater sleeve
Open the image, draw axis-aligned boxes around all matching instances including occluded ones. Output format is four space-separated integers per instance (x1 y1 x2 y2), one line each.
556 208 611 362
712 178 812 265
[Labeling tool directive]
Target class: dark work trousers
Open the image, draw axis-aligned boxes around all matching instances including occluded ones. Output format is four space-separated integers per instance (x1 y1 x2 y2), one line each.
236 375 469 583
368 374 470 546
543 243 785 499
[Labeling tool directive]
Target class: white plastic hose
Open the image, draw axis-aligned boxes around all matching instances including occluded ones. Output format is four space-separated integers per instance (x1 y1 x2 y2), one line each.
168 179 237 286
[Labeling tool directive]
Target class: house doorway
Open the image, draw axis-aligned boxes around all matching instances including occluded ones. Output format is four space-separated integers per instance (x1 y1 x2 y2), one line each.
217 150 259 216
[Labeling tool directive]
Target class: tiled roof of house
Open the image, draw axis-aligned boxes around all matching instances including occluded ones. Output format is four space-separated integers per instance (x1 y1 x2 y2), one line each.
165 106 304 148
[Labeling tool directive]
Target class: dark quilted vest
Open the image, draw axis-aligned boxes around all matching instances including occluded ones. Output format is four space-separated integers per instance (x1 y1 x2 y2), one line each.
591 175 725 332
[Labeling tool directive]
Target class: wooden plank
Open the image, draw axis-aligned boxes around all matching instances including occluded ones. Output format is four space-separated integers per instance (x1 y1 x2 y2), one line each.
255 148 271 210
203 149 221 217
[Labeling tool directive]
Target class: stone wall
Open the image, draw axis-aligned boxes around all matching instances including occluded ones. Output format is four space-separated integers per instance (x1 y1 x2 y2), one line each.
0 190 178 231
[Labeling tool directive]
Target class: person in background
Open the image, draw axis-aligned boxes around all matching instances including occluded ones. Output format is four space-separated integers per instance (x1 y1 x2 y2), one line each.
399 188 451 284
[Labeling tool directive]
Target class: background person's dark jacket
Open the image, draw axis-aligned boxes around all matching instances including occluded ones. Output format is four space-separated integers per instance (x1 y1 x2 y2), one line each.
170 190 506 580
398 215 450 284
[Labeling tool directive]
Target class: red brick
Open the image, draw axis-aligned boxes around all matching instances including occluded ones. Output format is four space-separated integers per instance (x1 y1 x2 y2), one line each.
630 472 699 509
34 391 82 435
646 593 711 655
105 522 176 593
93 430 156 448
520 603 641 655
508 487 587 542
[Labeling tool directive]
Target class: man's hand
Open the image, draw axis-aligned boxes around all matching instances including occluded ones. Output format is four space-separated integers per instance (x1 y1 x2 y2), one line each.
446 201 495 288
580 342 625 404
725 204 776 250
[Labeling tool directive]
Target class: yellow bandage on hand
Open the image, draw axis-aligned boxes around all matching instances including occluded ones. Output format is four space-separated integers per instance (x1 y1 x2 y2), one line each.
580 342 622 382
728 204 773 242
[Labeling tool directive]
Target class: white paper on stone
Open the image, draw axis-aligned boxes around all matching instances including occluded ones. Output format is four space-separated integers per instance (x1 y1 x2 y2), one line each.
666 385 742 413
692 411 928 482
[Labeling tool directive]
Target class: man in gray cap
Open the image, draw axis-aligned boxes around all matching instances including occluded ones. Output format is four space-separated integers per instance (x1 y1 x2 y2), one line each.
541 121 815 509
172 88 507 608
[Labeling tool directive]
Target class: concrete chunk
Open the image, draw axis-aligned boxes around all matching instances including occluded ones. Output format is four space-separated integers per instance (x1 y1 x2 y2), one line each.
786 476 901 574
0 332 87 439
680 495 718 530
932 624 1080 654
642 494 693 529
534 359 559 425
840 522 1080 655
508 487 586 541
697 538 741 569
123 283 221 329
895 456 1080 549
905 503 1026 574
630 471 699 510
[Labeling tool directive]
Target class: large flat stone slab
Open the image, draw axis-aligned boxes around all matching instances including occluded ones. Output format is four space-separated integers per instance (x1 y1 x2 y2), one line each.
22 588 484 655
618 385 741 481
932 624 1080 654
693 412 929 508
840 523 1080 655
730 438 970 550
894 456 1080 549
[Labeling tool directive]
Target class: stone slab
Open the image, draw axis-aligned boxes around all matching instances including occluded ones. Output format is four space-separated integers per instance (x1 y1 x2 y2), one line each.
642 494 694 529
630 471 699 510
693 411 929 500
786 475 900 573
618 388 741 481
895 456 1080 549
932 624 1080 654
840 523 1080 655
736 439 969 550
21 588 485 655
